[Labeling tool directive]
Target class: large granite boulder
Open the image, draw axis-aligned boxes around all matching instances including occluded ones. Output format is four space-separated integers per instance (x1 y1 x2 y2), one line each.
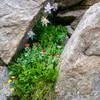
55 2 100 100
0 0 47 65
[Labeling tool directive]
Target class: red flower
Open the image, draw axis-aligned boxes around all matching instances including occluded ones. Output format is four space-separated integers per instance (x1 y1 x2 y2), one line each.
25 44 29 46
55 54 59 57
38 45 40 47
49 54 52 56
48 46 50 48
40 52 43 54
43 50 46 53
34 43 37 45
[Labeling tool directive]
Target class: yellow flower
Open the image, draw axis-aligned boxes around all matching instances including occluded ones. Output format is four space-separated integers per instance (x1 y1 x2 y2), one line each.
3 82 6 86
41 16 45 20
11 76 15 79
10 88 14 91
59 60 63 63
8 80 12 83
36 94 39 97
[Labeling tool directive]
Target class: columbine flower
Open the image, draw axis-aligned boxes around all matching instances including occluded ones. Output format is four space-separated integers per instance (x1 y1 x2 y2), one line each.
25 44 29 46
27 30 35 40
52 3 58 11
44 2 52 13
8 80 12 83
41 17 49 26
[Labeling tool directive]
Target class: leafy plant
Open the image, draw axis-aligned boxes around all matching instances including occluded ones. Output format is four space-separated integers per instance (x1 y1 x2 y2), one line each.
8 2 68 100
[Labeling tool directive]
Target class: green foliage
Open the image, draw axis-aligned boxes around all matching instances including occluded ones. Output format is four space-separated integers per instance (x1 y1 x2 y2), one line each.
8 19 68 100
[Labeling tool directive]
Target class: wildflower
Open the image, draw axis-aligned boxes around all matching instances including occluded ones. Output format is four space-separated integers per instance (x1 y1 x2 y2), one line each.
40 52 43 54
25 44 29 46
43 50 46 53
48 46 50 48
10 88 14 91
52 3 58 11
11 76 15 79
10 83 14 88
55 54 59 57
41 17 49 26
44 2 52 13
3 82 6 86
34 43 37 45
49 54 52 56
8 80 12 83
36 94 39 97
41 16 45 20
27 30 35 40
38 45 40 47
59 59 63 63
57 45 61 48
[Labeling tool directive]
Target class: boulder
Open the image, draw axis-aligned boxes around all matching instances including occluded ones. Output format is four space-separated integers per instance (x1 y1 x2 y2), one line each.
55 2 100 100
0 66 11 100
55 0 82 8
0 0 47 65
58 9 86 29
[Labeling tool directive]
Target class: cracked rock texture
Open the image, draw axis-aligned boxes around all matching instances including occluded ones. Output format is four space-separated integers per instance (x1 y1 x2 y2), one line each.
0 0 46 65
0 66 11 100
55 2 100 100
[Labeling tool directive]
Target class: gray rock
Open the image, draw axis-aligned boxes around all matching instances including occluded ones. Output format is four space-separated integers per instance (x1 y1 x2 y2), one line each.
55 2 100 100
66 25 74 36
58 10 86 18
58 9 86 29
55 0 82 8
0 0 47 65
0 66 11 100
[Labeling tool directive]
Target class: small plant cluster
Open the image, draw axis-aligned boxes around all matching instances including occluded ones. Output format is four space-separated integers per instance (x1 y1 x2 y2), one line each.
8 2 68 100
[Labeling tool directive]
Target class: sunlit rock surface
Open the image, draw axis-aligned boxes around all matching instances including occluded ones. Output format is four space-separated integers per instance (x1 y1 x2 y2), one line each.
55 3 100 100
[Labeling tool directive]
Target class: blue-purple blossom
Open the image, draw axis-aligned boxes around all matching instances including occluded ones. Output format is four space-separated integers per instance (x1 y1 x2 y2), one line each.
10 83 14 88
41 17 49 26
52 3 58 11
27 29 35 40
44 2 52 14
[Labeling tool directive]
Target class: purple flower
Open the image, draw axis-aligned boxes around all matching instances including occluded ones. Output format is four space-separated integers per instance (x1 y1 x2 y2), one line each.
44 2 53 14
27 29 35 40
52 3 58 11
41 17 49 26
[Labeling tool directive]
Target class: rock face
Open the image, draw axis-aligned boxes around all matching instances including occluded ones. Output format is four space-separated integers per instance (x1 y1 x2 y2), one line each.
0 0 46 65
55 2 100 100
55 0 82 8
0 66 11 100
82 0 100 6
58 9 86 29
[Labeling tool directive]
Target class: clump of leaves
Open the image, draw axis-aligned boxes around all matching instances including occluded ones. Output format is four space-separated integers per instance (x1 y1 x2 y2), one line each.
8 19 68 100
